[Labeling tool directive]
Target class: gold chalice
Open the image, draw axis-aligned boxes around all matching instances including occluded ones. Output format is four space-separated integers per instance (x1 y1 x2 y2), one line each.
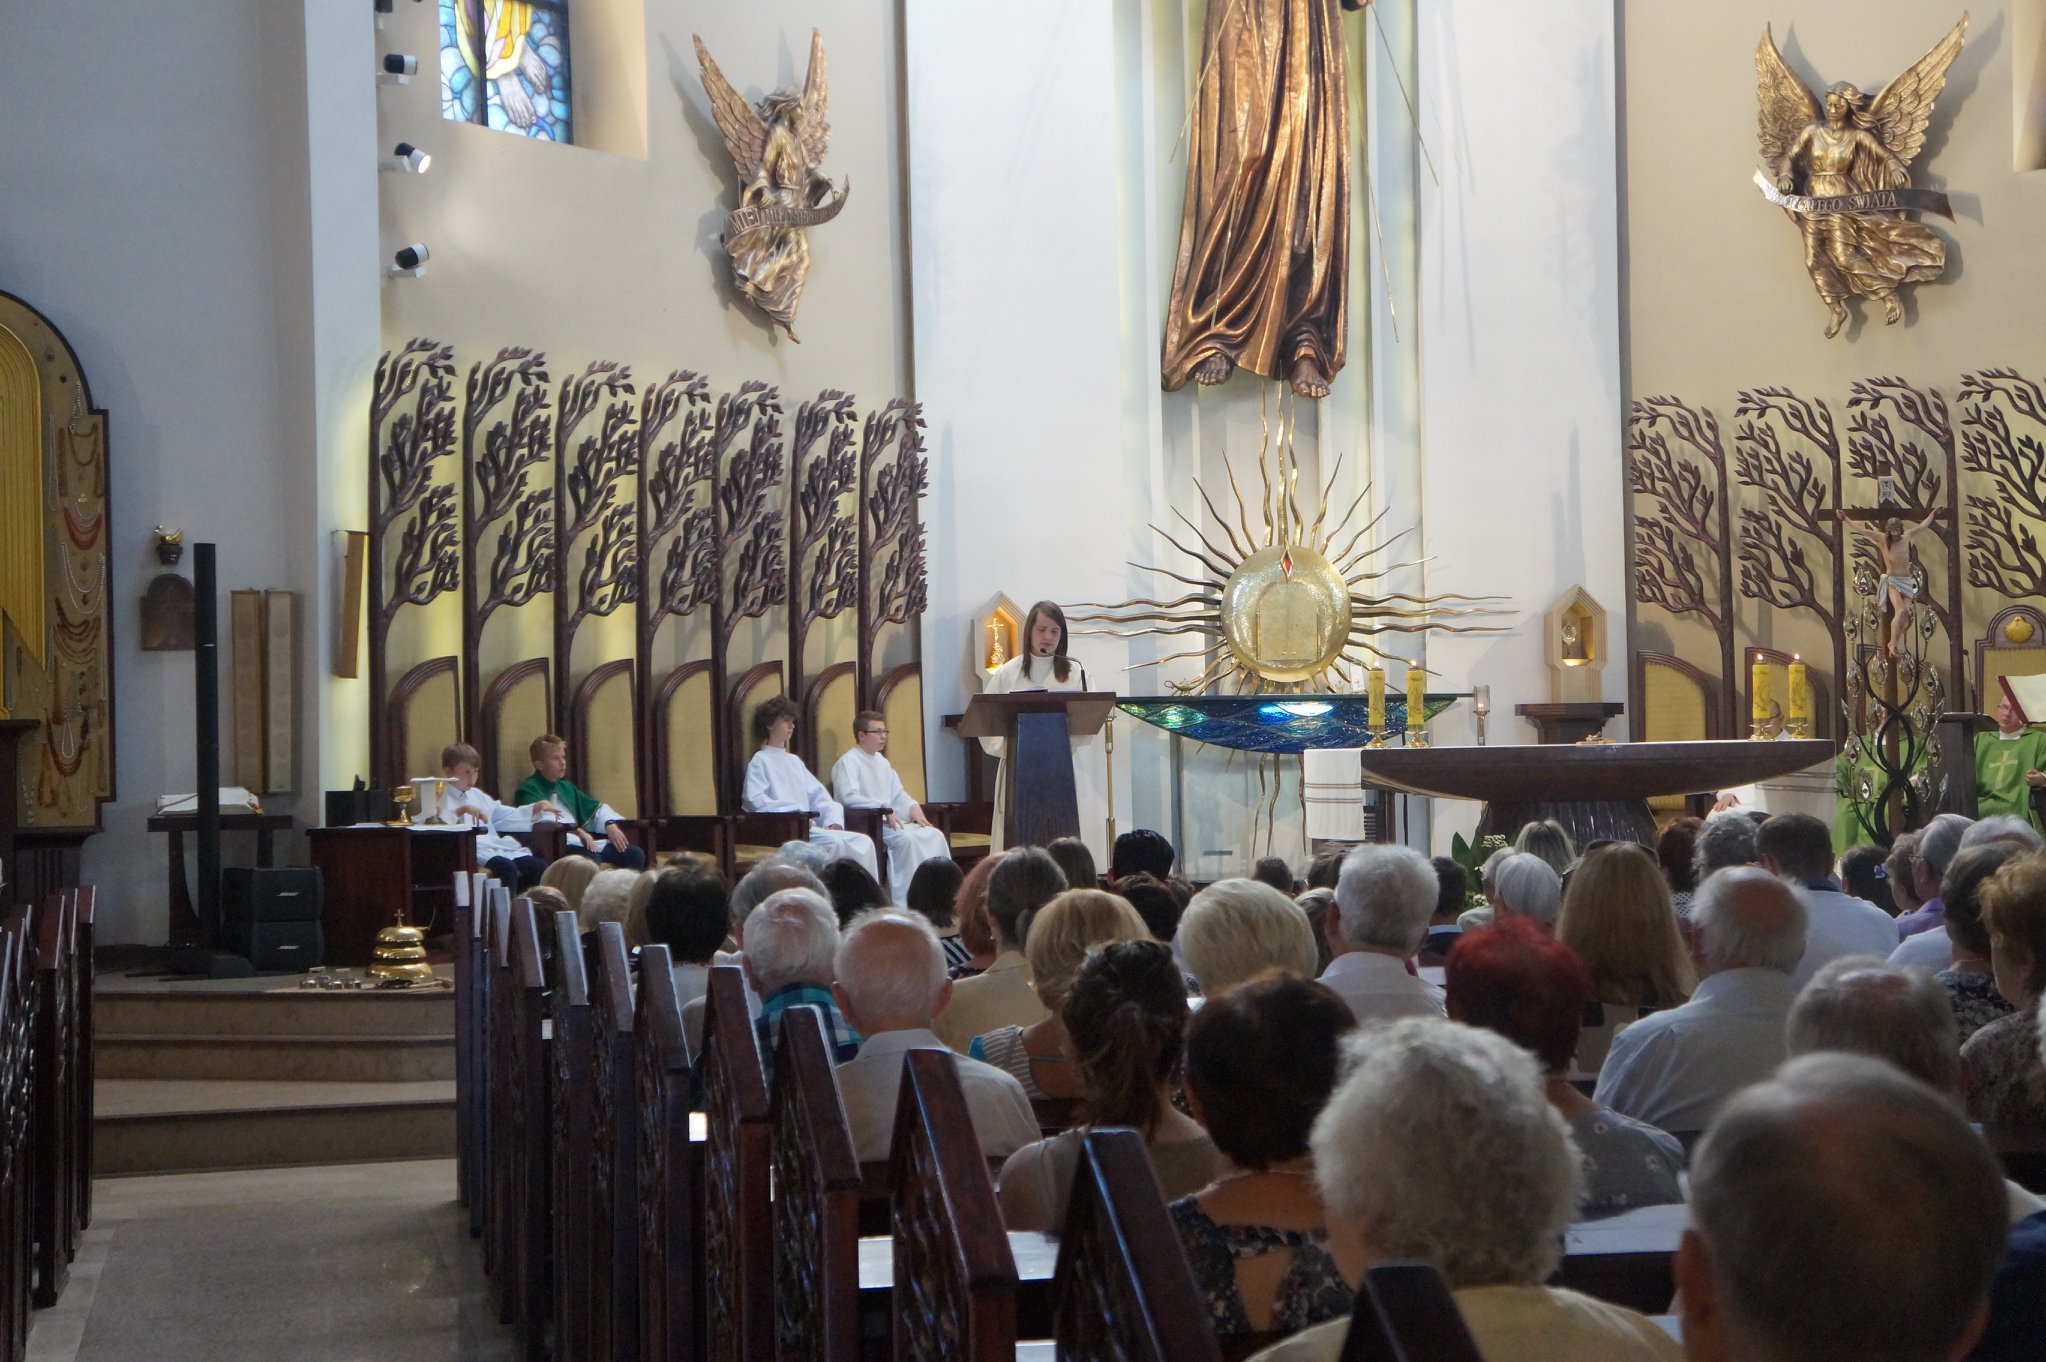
389 784 415 827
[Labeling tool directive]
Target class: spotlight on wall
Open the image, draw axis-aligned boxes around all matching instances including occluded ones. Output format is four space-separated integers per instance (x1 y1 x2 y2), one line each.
378 53 417 85
387 243 431 279
381 142 432 174
374 0 420 31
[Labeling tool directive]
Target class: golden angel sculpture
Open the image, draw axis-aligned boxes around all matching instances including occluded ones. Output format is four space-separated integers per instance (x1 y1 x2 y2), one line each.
1161 0 1369 400
694 30 849 342
1755 17 1967 339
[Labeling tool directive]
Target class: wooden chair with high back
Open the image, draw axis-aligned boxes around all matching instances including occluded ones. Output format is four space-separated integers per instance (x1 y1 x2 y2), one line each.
768 1003 863 1362
702 964 773 1362
889 1048 1023 1362
31 890 77 1309
506 897 552 1362
1634 650 1722 819
1976 604 2046 713
589 921 641 1362
634 945 701 1362
546 910 595 1362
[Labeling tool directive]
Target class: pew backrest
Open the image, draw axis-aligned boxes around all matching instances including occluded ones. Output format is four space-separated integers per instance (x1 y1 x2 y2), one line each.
589 921 640 1362
506 896 551 1362
770 1004 863 1362
634 944 700 1362
1337 1261 1487 1362
547 910 594 1362
702 964 772 1362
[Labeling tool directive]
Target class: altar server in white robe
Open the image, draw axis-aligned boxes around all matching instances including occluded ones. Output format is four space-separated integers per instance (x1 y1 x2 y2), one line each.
744 696 880 878
433 742 550 890
982 600 1094 854
832 709 952 903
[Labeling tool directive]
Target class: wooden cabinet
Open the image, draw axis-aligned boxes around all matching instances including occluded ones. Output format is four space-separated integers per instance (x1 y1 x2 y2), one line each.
306 826 478 966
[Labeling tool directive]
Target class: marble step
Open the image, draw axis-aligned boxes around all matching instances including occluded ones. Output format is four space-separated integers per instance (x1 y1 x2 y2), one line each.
94 1079 455 1176
94 986 455 1039
96 1032 454 1082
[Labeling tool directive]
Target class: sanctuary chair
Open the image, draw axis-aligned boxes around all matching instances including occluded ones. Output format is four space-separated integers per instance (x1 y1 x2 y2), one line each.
768 1004 863 1362
482 891 514 1297
546 909 596 1362
30 891 77 1308
634 945 702 1362
588 921 642 1362
884 664 993 869
385 655 459 793
1052 1128 1224 1362
505 898 552 1362
477 658 551 800
649 667 811 883
1633 651 1721 818
1975 604 2046 712
701 965 773 1362
1336 1262 1487 1362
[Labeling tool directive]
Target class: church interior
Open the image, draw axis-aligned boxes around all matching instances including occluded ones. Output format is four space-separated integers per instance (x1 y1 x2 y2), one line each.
5 0 2046 1358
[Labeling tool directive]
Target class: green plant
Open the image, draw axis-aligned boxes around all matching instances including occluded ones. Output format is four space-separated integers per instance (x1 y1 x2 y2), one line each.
1449 832 1509 909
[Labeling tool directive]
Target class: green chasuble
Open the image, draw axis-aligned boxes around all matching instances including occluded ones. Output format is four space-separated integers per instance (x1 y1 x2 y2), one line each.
513 773 602 828
1974 729 2046 826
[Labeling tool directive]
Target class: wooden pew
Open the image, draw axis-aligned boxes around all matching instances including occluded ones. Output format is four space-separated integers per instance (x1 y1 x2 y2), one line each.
547 909 595 1362
452 872 481 1219
589 921 640 1362
635 944 701 1362
486 891 519 1320
69 887 93 1240
702 964 773 1362
769 1003 863 1362
0 920 28 1362
1337 1261 1488 1362
1052 1128 1223 1362
469 880 501 1243
1551 1202 1685 1315
506 897 552 1362
1985 1124 2046 1194
888 1047 1022 1362
31 889 77 1308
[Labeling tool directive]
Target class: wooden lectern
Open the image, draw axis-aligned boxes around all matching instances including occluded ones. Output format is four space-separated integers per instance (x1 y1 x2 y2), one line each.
957 692 1116 848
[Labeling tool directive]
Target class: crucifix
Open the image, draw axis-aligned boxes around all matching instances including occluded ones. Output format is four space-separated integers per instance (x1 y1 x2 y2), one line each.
1824 477 1949 660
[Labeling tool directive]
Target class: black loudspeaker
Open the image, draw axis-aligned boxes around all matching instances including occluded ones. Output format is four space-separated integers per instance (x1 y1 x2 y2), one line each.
221 867 325 971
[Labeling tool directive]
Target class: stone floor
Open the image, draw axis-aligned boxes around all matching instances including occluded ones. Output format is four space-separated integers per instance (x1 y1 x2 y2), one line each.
28 1159 516 1362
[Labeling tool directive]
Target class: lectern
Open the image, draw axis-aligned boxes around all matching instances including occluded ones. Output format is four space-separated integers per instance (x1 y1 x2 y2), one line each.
957 691 1116 848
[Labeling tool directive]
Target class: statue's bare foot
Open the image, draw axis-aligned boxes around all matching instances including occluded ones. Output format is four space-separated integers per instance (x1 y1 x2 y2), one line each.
1290 358 1331 399
1191 353 1234 386
1882 295 1904 325
1824 303 1849 339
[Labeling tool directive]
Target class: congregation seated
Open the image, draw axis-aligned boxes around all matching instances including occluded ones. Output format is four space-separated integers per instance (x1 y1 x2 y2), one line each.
1555 842 1694 1077
1109 827 1177 883
944 851 1004 979
538 853 599 912
1895 812 1972 947
1677 1054 2007 1362
935 846 1065 1050
1932 844 2023 1043
680 856 820 1049
1252 856 1301 897
515 732 646 869
1457 822 1571 933
437 741 548 890
1964 814 2046 854
1494 851 1564 929
1689 813 1759 908
1755 813 1897 987
1594 865 1807 1136
1302 844 1345 893
1316 845 1444 1023
902 855 970 970
1418 854 1467 967
1292 887 1336 974
1112 871 1190 944
1447 917 1684 1219
1045 836 1099 893
1248 1018 1682 1362
742 696 880 879
819 856 887 928
997 939 1223 1232
1892 815 2040 972
1656 815 1704 917
576 868 641 940
1172 974 1356 1341
828 910 1039 1164
1886 829 1927 918
1962 851 2046 1126
1516 818 1578 877
642 860 737 1017
1783 953 2046 1224
1837 842 1892 913
621 867 659 947
969 888 1149 1100
1976 1196 2046 1362
829 707 950 902
744 886 859 1081
1178 879 1319 999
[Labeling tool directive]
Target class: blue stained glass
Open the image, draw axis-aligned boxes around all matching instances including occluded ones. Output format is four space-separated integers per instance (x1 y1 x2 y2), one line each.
440 0 572 145
1117 694 1465 754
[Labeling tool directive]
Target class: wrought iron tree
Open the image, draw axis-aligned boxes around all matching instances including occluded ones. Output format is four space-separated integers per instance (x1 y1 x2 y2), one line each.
1960 368 2046 611
1627 396 1736 734
706 382 787 808
1840 579 1946 847
785 389 860 761
459 348 554 749
1732 387 1847 711
857 398 929 704
632 370 714 814
368 338 459 787
551 361 637 755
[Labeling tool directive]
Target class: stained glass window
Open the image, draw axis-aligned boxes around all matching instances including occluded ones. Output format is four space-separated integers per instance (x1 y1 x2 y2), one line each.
439 0 573 145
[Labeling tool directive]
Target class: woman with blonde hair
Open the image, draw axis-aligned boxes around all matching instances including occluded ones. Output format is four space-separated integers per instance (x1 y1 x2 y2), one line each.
537 854 600 913
1555 841 1695 1077
970 888 1149 1101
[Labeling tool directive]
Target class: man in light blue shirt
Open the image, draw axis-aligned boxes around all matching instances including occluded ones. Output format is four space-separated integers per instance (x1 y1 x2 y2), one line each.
1755 813 1898 989
1595 866 1808 1137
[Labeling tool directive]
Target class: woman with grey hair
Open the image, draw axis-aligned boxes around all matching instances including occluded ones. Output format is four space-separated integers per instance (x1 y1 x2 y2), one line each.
1178 878 1320 997
1247 1019 1682 1361
1490 852 1563 930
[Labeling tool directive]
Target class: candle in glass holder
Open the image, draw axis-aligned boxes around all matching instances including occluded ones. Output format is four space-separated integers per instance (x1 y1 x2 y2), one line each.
1787 654 1810 728
1368 667 1386 732
1406 667 1425 735
1751 653 1771 728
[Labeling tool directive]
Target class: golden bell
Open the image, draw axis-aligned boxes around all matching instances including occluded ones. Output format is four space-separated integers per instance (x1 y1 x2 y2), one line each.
367 909 436 985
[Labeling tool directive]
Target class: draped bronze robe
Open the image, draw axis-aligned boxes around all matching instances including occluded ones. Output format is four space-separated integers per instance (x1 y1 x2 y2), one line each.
1161 0 1358 393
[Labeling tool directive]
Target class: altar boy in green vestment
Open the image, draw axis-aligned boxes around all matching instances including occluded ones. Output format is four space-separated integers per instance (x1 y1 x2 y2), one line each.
1976 683 2046 828
514 733 647 869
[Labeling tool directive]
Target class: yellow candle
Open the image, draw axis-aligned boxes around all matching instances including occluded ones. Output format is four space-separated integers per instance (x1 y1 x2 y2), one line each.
1788 655 1810 725
1751 653 1771 725
1368 667 1386 731
1406 667 1426 732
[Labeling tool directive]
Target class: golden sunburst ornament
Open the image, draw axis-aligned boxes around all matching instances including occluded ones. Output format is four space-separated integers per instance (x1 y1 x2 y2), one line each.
1072 397 1509 693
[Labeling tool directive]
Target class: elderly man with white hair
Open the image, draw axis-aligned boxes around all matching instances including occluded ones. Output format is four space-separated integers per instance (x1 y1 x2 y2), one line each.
743 886 859 1082
1247 1018 1682 1362
1594 865 1807 1135
829 910 1038 1163
1676 1053 2008 1362
1315 845 1444 1024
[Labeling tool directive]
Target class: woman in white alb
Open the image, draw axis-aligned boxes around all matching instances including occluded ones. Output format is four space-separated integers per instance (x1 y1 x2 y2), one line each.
982 600 1091 853
831 708 952 903
743 696 880 877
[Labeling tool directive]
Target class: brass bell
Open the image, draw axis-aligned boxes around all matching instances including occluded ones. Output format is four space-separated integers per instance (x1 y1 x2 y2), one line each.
367 907 436 985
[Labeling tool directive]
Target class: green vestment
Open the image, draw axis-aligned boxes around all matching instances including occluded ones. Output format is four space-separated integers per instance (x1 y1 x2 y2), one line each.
513 773 602 828
1974 729 2046 827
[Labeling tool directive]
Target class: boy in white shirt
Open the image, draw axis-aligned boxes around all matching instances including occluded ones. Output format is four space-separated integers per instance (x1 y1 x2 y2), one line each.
438 742 550 890
831 709 951 903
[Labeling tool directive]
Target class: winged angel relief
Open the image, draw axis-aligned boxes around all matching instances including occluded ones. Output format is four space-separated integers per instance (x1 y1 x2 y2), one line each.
694 31 849 343
1755 17 1967 338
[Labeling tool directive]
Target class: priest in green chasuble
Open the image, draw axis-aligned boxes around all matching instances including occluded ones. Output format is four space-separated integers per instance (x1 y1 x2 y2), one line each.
1976 687 2046 827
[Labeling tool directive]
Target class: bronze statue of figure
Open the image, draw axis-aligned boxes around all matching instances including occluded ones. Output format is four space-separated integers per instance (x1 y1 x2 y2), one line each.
1755 18 1967 338
1161 0 1368 400
695 29 849 342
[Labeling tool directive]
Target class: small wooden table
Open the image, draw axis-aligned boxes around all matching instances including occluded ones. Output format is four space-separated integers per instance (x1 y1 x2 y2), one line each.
306 825 478 966
146 811 296 944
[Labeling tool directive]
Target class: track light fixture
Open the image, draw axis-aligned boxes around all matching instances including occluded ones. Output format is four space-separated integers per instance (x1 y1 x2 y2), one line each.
381 142 432 174
387 243 430 278
378 53 417 85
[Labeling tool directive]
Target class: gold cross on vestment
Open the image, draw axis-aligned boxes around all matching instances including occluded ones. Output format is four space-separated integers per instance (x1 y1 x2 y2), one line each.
1986 747 2021 786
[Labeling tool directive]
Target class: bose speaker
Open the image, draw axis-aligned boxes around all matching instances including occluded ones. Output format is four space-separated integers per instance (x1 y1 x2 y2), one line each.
220 867 325 971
